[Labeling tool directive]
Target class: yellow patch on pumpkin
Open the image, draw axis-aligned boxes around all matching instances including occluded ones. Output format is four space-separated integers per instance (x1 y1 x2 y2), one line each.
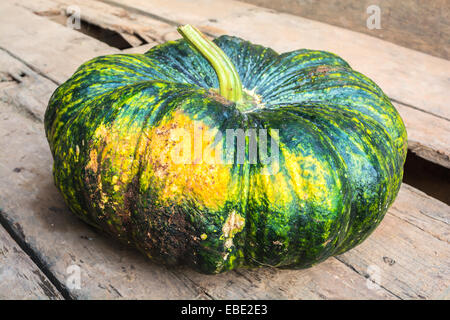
221 210 245 251
85 120 148 230
141 110 233 210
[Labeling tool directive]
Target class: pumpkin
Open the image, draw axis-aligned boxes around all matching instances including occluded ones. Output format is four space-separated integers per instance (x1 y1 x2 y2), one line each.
45 25 407 274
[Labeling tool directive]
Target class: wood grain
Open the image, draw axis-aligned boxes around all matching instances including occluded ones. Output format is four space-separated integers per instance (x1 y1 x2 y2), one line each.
394 102 450 169
337 184 450 299
16 0 175 47
240 0 450 60
0 225 63 300
0 1 117 84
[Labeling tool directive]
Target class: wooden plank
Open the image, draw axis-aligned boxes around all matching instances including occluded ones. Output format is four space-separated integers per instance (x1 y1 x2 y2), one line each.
122 43 159 54
0 225 63 300
0 1 118 84
240 0 450 60
389 184 449 243
15 0 175 46
337 184 450 299
394 102 450 169
182 257 397 299
0 50 57 121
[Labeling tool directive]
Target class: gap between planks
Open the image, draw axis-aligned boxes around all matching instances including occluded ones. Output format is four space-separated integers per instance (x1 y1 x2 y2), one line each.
0 222 64 300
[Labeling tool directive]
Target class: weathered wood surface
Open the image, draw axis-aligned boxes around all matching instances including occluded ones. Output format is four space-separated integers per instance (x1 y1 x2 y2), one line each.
0 224 63 300
15 0 173 49
241 0 450 60
337 184 450 299
0 0 449 299
0 1 117 85
395 103 450 169
9 0 450 169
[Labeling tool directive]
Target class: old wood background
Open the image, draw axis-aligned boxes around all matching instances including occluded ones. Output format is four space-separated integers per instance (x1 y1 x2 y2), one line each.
0 0 449 299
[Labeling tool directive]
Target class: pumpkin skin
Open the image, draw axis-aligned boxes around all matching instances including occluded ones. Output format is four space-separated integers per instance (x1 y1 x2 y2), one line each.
44 35 407 274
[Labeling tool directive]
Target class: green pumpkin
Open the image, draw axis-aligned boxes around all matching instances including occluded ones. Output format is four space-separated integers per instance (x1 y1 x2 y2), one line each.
45 25 407 274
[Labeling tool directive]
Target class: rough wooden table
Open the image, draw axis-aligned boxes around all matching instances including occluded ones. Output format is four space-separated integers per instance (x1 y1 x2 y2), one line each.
0 0 449 300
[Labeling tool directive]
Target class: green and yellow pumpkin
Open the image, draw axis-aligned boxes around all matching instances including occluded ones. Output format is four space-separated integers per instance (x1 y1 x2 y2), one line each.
45 25 407 274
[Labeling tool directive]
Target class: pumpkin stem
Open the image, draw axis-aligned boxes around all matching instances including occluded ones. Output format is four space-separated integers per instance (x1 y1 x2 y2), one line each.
177 25 243 102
